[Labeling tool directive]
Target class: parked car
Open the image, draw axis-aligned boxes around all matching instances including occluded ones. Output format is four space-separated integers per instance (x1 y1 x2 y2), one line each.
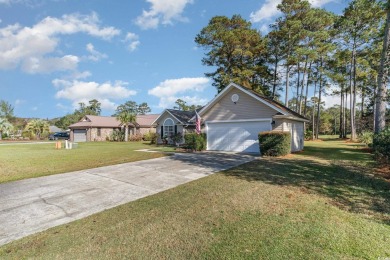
49 132 70 140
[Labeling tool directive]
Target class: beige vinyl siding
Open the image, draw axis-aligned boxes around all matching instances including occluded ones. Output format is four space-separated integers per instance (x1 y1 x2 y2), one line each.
155 111 184 144
202 87 277 121
271 118 304 152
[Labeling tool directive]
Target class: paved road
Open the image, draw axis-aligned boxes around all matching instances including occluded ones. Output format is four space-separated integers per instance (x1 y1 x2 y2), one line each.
0 152 256 246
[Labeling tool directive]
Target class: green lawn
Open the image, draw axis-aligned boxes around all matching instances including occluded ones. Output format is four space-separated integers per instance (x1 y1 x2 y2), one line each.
0 139 389 259
0 141 175 183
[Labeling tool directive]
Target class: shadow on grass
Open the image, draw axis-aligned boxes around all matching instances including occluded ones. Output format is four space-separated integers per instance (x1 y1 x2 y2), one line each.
224 155 390 224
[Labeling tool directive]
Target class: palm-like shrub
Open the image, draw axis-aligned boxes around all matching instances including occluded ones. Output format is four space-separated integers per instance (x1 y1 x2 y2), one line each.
116 111 136 142
24 119 49 140
0 117 13 140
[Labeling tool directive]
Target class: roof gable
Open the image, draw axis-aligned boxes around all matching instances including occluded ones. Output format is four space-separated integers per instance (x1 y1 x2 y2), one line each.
197 82 308 121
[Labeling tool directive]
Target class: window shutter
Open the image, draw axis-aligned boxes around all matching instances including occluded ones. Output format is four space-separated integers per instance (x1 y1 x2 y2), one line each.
161 126 163 139
174 125 177 134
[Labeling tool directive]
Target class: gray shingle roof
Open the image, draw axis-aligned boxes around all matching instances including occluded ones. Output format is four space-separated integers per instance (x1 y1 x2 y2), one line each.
167 109 198 124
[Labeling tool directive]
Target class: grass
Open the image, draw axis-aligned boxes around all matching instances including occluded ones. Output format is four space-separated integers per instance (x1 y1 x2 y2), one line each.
0 139 389 259
0 142 175 183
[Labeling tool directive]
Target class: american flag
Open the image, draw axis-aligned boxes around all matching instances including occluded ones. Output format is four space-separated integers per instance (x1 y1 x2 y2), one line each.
195 111 201 134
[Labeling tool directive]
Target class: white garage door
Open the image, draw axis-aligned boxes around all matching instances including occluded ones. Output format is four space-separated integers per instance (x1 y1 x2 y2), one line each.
207 120 271 154
73 129 87 142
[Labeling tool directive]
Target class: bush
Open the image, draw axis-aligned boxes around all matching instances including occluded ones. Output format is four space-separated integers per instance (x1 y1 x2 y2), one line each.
373 127 390 164
304 130 312 140
129 134 143 142
184 133 207 151
358 131 373 146
110 129 124 142
170 132 183 146
149 133 158 144
258 131 291 157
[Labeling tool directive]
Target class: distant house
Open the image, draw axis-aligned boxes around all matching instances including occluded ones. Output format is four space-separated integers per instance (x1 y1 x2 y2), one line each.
152 109 199 144
69 114 158 142
49 125 63 133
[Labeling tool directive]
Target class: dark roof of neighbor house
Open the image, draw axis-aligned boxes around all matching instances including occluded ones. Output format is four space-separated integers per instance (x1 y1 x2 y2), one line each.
166 109 200 125
49 125 63 133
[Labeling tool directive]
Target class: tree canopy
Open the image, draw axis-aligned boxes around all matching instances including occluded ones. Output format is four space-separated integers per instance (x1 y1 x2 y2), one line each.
195 15 271 95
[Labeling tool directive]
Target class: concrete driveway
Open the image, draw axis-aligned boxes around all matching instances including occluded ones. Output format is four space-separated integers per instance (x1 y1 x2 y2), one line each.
0 152 256 246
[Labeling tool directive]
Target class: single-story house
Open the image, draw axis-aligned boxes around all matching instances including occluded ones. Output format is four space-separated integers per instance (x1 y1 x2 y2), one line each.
152 109 199 144
154 82 309 154
69 114 158 142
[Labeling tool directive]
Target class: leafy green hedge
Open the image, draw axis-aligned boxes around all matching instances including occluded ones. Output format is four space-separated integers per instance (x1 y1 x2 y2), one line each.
373 127 390 164
184 133 207 151
258 131 291 156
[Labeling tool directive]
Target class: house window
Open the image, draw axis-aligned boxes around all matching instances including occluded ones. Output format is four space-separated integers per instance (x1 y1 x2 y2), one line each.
97 128 101 137
163 118 174 137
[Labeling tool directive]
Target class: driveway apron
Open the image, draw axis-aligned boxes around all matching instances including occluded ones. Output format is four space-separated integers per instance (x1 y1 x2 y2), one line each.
0 152 256 246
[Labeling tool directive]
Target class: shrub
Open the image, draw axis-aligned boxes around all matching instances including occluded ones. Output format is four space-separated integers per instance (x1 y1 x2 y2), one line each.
129 134 143 142
258 131 291 157
373 127 390 164
110 129 124 142
358 131 373 146
184 133 207 151
304 130 312 140
150 133 158 144
170 132 183 146
142 131 154 141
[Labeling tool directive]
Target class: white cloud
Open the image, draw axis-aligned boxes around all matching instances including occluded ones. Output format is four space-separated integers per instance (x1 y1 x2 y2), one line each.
0 12 120 73
124 32 140 52
250 0 281 23
86 43 107 61
148 77 210 108
54 79 137 111
15 99 24 106
250 0 337 23
22 55 79 74
135 0 193 30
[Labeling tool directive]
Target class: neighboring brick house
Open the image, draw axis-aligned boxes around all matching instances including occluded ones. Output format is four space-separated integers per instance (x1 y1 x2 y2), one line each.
69 114 158 142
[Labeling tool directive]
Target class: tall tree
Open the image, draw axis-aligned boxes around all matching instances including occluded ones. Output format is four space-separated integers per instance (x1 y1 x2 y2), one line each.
195 15 270 94
137 102 151 115
375 2 390 133
276 0 311 107
116 111 136 142
0 100 14 121
336 0 383 140
114 101 151 116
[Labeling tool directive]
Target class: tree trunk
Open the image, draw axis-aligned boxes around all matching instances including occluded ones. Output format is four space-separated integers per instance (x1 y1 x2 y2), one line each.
316 77 322 140
125 124 129 142
299 58 308 115
296 62 301 112
375 7 390 134
339 84 344 138
343 90 347 138
303 62 312 116
285 65 290 107
272 57 279 99
315 58 324 140
312 80 317 140
350 44 357 141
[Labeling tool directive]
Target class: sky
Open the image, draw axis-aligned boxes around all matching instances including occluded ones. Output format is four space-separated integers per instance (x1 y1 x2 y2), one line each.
0 0 348 119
